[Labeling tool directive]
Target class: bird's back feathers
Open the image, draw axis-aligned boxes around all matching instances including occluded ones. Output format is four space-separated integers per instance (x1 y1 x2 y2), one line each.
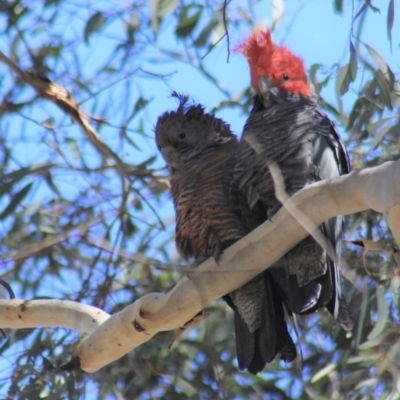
156 95 297 374
234 92 353 330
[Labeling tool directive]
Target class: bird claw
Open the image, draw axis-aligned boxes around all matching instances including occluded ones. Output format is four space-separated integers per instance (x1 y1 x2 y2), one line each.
213 241 223 265
168 312 210 349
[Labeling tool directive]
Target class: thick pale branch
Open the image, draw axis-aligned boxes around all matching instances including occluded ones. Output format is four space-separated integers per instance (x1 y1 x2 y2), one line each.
0 299 110 333
387 204 400 246
1 160 399 373
74 160 400 372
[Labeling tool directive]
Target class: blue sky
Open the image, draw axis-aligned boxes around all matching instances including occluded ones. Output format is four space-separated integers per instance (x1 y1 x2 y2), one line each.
144 0 399 138
1 0 398 294
1 0 397 172
0 0 397 294
0 1 398 398
134 0 400 264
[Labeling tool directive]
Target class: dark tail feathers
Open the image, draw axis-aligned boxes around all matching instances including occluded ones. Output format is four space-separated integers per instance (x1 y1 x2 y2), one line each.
233 272 296 374
268 240 354 331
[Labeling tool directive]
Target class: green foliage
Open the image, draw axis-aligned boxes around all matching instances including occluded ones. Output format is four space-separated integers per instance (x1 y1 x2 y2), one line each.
0 0 399 399
84 12 107 44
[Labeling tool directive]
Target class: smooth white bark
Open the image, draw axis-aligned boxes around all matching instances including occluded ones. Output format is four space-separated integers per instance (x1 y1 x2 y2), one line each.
1 160 399 373
0 299 110 333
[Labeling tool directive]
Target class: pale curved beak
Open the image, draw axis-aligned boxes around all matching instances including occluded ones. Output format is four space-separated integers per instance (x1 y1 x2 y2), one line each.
160 146 181 171
259 76 275 93
258 77 276 108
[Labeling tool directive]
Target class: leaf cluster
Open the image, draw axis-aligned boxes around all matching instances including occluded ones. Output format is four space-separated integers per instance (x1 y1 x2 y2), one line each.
0 1 399 399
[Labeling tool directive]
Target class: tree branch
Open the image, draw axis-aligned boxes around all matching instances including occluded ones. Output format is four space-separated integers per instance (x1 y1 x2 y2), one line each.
0 52 129 180
0 299 109 333
0 50 169 228
0 160 399 373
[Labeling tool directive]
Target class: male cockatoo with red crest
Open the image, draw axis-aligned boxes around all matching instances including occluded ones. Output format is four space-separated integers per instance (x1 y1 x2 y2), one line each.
234 29 353 332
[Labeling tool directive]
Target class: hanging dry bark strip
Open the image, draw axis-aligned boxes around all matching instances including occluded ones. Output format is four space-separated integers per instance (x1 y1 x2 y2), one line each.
0 50 167 225
0 51 130 180
0 160 399 373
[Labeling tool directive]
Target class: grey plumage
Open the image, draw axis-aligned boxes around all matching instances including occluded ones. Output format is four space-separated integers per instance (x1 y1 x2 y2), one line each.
234 89 353 330
155 93 296 375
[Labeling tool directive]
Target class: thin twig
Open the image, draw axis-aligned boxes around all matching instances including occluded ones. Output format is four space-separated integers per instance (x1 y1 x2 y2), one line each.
346 233 400 270
201 33 227 60
222 0 230 63
0 51 130 208
0 279 15 299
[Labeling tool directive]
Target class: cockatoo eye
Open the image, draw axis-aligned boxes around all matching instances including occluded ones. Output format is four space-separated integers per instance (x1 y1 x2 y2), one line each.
282 74 289 81
179 133 186 139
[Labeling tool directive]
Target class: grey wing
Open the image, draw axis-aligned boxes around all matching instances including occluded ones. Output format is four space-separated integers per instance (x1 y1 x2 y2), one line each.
312 112 353 329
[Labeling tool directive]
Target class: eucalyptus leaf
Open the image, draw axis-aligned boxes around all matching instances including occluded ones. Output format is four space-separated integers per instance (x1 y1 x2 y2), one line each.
366 285 388 341
84 12 106 43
